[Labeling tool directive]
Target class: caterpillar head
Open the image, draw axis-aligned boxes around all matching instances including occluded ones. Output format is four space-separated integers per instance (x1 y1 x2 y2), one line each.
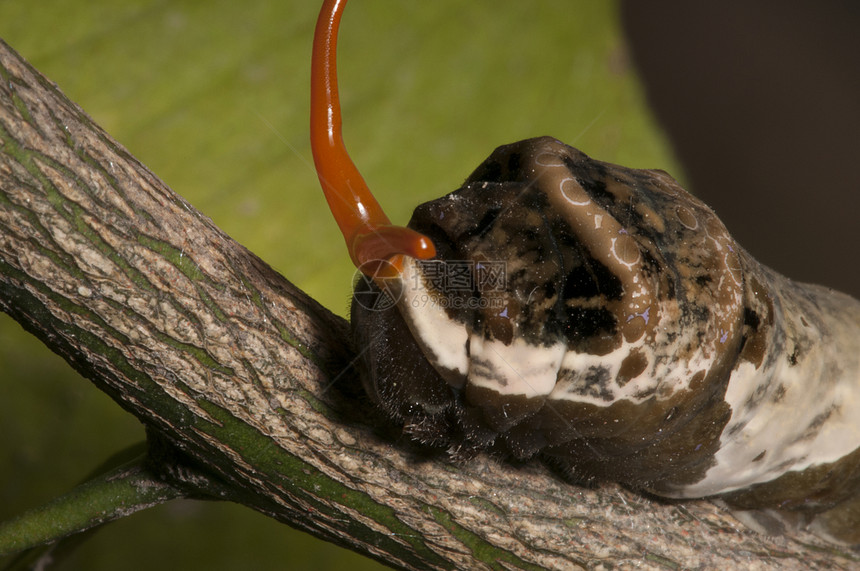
352 136 747 486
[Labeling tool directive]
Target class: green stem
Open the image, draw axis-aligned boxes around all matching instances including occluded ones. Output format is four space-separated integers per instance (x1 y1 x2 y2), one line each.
0 451 183 557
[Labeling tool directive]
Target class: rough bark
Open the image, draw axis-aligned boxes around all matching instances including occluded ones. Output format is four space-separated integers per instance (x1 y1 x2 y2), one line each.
0 38 856 570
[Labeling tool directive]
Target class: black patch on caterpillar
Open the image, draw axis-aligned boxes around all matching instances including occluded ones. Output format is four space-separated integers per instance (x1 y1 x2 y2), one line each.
562 306 617 347
575 365 615 402
726 420 749 438
563 161 616 208
772 384 787 403
506 151 522 177
695 274 713 287
474 207 503 238
561 260 624 301
796 407 838 443
744 308 761 329
787 346 800 366
351 281 456 421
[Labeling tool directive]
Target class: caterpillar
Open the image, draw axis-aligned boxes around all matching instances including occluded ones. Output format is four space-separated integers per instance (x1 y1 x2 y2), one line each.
310 0 860 545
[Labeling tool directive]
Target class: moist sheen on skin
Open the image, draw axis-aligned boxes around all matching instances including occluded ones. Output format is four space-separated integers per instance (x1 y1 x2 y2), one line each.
352 136 860 546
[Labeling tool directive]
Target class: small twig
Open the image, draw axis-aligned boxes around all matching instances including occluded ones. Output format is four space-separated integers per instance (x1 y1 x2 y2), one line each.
0 452 182 556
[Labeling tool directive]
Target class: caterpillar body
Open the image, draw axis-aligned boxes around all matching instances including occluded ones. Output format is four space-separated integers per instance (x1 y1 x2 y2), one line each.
310 0 860 545
352 137 860 545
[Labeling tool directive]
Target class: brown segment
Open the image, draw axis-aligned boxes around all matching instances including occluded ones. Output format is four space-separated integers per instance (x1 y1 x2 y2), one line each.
617 350 648 386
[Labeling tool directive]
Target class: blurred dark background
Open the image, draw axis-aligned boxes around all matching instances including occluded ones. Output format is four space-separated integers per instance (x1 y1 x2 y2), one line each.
621 0 860 296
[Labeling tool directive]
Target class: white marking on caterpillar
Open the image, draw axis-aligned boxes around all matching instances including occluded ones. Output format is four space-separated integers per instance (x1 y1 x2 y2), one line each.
560 177 592 206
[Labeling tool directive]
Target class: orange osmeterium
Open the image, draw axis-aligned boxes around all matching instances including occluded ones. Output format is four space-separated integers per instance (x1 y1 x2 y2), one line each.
310 0 436 276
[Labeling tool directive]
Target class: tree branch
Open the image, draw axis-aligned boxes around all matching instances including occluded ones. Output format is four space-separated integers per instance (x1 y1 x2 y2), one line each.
0 38 855 570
